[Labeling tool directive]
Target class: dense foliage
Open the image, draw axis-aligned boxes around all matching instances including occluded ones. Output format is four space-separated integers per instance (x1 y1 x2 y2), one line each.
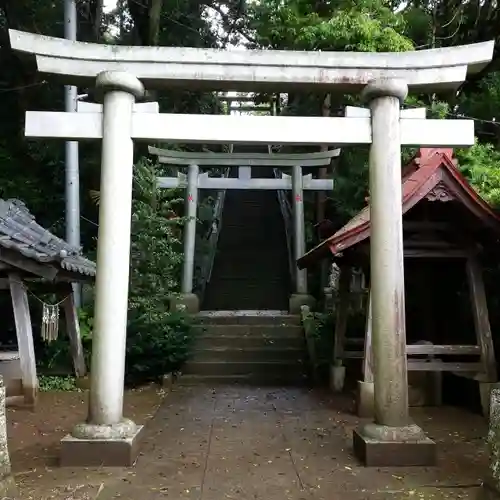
1 0 500 384
126 159 194 383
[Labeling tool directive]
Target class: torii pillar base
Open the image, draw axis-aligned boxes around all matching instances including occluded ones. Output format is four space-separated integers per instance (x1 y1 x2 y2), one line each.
289 293 315 314
353 423 436 467
60 421 144 467
170 293 200 313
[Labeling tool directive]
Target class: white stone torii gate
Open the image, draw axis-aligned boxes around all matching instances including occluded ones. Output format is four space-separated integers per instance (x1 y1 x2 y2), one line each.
9 28 493 469
148 147 340 314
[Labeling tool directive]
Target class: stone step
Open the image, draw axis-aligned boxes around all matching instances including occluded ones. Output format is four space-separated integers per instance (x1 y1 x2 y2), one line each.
195 335 305 349
192 347 305 363
194 324 302 337
196 313 300 326
178 373 307 386
184 360 305 377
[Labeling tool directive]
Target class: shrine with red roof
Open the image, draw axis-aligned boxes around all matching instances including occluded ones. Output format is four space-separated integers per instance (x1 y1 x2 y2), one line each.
298 147 500 420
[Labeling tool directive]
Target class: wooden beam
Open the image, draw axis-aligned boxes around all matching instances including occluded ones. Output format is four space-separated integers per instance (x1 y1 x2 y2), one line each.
363 292 373 383
466 256 497 382
0 248 58 280
403 249 469 258
8 274 37 407
62 285 87 378
26 112 475 147
407 360 483 372
332 265 352 365
406 344 479 355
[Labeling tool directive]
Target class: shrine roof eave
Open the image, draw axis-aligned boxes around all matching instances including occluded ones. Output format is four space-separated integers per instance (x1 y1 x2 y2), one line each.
0 199 96 281
297 150 500 270
9 30 494 92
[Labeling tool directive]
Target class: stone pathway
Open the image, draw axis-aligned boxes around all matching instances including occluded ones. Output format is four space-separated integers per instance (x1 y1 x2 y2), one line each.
14 385 490 499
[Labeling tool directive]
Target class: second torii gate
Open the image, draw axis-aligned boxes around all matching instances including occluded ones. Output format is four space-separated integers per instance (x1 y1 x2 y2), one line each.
148 147 339 313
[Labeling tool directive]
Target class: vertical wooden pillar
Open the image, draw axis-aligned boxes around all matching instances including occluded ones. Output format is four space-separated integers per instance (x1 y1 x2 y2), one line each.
331 264 352 391
62 285 87 378
357 291 374 417
466 255 497 416
8 274 37 407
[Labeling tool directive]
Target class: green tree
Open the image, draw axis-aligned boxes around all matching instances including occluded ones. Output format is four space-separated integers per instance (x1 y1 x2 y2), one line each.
125 159 194 382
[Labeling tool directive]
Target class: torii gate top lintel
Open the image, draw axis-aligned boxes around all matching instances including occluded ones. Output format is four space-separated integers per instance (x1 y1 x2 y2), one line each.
148 146 341 167
9 29 494 92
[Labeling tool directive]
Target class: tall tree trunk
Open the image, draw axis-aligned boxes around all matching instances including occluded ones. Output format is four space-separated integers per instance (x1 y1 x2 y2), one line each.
149 0 163 46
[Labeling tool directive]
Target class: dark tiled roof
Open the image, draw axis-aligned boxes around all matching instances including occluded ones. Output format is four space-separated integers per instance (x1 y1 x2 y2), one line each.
0 199 95 278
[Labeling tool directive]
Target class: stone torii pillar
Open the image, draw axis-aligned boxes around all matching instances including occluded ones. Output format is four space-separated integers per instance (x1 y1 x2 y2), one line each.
352 78 436 467
175 163 200 313
61 71 146 467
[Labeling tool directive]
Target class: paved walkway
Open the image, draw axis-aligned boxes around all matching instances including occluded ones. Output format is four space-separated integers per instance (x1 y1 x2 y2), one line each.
15 385 490 499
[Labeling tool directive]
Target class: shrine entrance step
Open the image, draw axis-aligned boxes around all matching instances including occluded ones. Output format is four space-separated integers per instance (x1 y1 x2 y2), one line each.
181 312 307 386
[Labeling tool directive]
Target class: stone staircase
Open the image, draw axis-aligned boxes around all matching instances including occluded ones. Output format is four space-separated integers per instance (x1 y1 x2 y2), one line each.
187 148 305 385
181 313 308 385
202 165 290 311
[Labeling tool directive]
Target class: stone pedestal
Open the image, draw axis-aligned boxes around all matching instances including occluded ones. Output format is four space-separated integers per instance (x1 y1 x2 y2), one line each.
171 292 200 313
60 421 144 467
289 293 315 314
353 423 436 467
482 388 500 497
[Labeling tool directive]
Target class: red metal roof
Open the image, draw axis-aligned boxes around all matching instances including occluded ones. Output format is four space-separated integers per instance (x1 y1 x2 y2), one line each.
297 148 500 269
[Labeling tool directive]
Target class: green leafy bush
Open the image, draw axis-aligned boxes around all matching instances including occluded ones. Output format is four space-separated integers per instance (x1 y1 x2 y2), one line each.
38 159 196 386
125 158 196 384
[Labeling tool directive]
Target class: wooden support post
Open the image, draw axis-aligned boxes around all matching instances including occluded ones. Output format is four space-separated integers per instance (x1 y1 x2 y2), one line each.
466 255 497 416
62 286 87 378
8 274 37 407
331 265 352 391
362 291 374 384
357 291 374 417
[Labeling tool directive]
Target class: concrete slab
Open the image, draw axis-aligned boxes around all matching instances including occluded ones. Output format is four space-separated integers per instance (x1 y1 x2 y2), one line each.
9 385 491 499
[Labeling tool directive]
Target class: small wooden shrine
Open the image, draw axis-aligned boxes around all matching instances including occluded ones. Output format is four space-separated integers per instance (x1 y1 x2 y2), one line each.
298 148 500 417
0 199 95 407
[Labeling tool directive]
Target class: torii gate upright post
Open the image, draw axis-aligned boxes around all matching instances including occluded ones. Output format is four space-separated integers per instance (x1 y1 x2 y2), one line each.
180 163 200 311
352 79 418 452
65 71 147 465
363 79 409 428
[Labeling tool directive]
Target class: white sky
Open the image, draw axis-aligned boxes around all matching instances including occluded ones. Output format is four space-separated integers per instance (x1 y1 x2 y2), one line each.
103 0 118 13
